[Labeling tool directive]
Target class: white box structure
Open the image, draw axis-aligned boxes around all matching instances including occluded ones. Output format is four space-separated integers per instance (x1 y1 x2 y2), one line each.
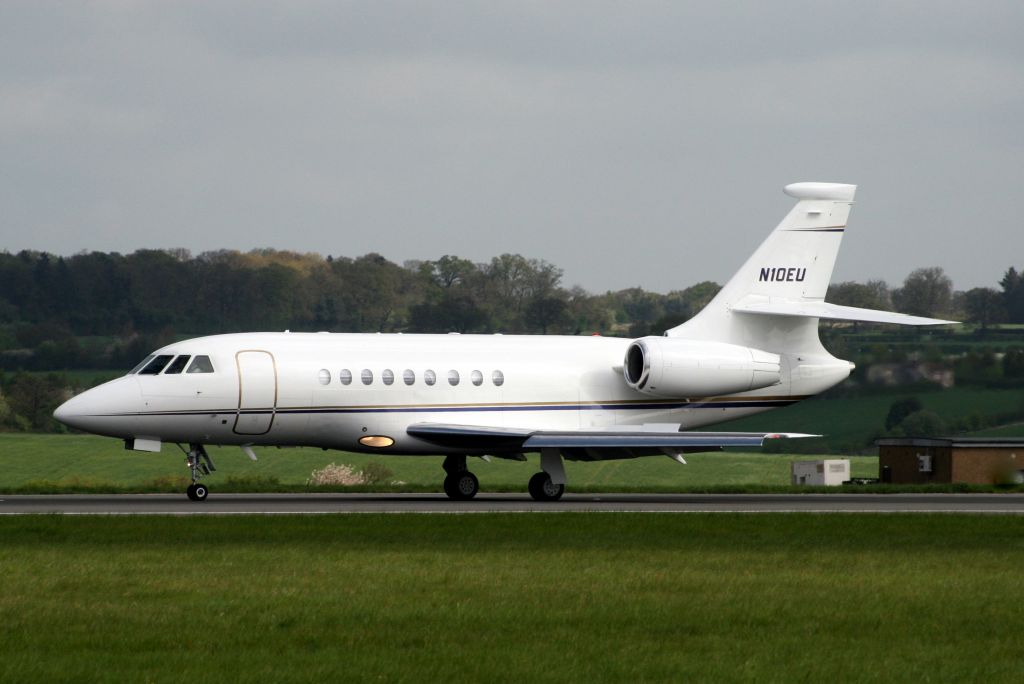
791 459 850 486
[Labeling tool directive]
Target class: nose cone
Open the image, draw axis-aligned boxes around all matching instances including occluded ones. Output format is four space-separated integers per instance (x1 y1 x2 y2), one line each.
53 377 142 437
52 397 73 425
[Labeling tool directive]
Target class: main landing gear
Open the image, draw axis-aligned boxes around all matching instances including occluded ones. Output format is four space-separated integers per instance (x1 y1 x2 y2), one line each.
528 472 564 502
440 450 567 502
528 449 567 502
442 455 479 500
185 444 215 501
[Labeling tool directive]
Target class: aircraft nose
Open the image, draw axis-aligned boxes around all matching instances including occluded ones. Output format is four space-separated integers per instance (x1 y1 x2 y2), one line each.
53 398 72 424
53 392 93 431
52 377 142 436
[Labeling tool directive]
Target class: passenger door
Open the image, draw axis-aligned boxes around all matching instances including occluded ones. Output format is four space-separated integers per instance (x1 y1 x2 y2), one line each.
234 350 277 435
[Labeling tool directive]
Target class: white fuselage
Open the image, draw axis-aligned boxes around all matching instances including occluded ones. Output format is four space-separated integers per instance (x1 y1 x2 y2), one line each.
56 331 851 455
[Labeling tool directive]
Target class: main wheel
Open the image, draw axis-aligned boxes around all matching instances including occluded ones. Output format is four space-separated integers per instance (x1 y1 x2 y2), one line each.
528 472 565 502
443 472 479 500
192 483 209 501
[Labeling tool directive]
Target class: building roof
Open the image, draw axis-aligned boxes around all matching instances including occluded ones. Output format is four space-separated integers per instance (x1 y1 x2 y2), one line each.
877 438 1024 448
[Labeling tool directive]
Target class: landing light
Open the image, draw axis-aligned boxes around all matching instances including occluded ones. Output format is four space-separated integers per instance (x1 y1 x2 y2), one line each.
359 435 395 448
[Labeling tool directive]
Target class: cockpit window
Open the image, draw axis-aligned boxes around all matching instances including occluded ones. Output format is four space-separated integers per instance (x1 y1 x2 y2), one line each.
139 355 174 375
129 355 154 374
163 355 191 375
186 355 215 374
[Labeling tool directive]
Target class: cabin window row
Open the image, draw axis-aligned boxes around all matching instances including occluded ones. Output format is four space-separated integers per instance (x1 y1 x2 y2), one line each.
317 368 504 387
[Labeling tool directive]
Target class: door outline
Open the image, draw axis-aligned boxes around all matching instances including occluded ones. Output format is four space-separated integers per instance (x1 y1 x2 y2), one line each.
233 349 278 435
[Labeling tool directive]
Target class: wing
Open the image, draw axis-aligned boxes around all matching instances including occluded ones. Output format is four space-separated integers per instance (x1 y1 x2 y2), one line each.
406 422 816 461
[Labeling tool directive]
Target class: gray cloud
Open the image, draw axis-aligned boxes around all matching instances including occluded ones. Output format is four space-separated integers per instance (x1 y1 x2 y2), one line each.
1 1 1022 293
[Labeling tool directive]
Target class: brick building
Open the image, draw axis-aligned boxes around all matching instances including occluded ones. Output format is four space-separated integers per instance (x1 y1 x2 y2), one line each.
876 438 1024 485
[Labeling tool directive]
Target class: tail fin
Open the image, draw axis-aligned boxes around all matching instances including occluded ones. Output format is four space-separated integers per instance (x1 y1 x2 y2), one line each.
668 182 952 353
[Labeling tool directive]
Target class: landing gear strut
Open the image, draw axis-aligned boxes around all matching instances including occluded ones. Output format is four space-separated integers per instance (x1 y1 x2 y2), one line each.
442 455 479 500
185 444 215 501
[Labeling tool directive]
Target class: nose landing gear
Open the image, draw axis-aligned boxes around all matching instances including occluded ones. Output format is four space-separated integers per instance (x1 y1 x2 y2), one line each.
184 444 215 501
186 482 209 501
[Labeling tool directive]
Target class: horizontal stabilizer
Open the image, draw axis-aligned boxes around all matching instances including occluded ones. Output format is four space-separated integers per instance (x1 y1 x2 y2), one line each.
408 422 817 452
732 298 956 326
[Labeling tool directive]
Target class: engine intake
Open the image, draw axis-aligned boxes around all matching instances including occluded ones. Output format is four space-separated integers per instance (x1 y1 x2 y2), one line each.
623 337 781 398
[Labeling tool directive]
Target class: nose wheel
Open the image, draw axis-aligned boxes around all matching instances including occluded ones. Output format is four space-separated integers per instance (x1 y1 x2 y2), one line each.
184 444 215 501
186 483 209 501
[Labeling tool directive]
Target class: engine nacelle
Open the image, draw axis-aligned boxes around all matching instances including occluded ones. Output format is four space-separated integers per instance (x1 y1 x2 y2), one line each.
623 337 782 398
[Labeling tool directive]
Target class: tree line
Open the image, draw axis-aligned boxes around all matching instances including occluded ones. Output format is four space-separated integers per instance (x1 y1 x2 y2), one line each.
1 248 1023 373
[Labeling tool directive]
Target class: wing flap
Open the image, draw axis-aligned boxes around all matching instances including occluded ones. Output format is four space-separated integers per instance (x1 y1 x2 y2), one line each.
407 422 816 451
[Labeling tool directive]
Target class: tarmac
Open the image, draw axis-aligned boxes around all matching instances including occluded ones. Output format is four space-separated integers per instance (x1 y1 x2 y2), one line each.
3 492 1024 514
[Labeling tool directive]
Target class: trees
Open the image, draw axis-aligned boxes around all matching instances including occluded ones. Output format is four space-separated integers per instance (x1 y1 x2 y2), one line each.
0 245 1020 368
2 373 67 431
999 267 1024 323
827 280 892 310
885 397 923 431
961 288 1006 329
892 267 953 318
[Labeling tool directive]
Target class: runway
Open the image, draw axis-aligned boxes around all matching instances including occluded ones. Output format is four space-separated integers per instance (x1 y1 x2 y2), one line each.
3 492 1024 514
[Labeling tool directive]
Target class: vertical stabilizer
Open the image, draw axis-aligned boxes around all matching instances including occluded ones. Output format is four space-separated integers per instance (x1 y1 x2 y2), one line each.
667 182 856 354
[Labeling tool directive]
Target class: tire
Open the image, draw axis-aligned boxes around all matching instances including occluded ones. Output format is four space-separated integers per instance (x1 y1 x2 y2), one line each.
528 472 564 502
443 472 478 500
192 483 209 501
186 484 197 501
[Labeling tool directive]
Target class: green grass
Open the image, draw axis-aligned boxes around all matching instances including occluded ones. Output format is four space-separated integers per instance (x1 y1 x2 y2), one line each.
0 433 883 493
719 386 1024 450
2 514 1024 682
967 422 1024 438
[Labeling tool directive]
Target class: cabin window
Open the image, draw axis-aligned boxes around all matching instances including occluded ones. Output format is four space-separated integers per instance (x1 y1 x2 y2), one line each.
492 370 504 386
470 370 483 386
129 355 154 374
317 369 331 385
448 370 460 386
139 355 174 375
339 369 352 385
403 369 415 385
164 355 191 375
382 369 395 386
186 356 215 374
361 369 373 385
424 369 436 386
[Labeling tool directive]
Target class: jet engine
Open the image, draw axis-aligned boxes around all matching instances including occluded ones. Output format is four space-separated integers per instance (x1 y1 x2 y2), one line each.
623 337 781 398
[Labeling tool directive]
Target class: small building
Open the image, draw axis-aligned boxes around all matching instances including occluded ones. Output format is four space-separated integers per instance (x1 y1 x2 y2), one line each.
791 459 850 486
865 362 955 389
877 438 1024 485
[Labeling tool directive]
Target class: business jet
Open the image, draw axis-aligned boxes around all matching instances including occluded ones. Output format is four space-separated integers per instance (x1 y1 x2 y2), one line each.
53 182 953 501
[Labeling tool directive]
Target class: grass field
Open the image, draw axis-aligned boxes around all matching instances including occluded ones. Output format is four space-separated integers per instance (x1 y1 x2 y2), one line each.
2 514 1023 682
0 433 882 493
719 386 1024 449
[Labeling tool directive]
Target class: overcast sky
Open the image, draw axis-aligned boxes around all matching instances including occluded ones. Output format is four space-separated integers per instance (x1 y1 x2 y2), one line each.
1 1 1021 294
